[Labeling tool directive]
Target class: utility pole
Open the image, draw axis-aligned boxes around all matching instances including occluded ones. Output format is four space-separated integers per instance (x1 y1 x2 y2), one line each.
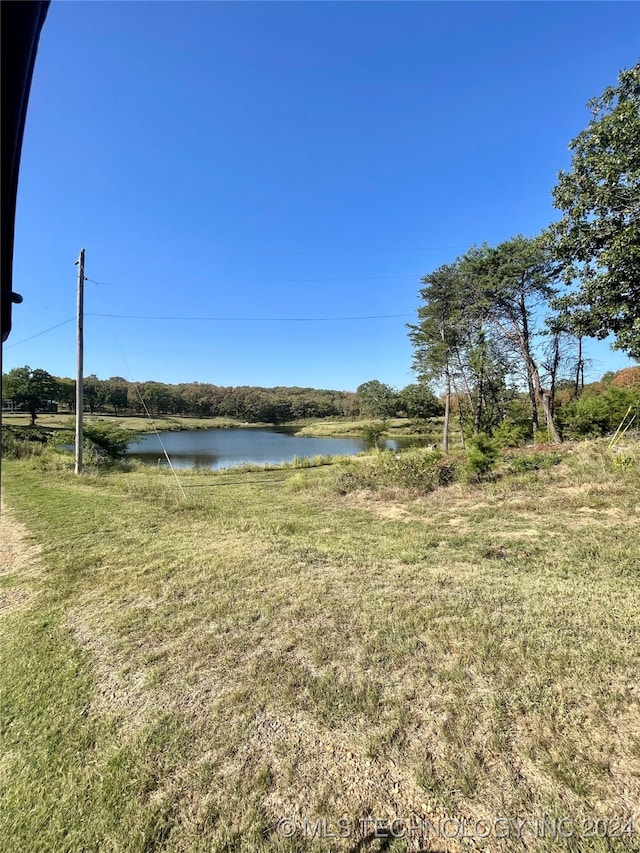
74 249 85 474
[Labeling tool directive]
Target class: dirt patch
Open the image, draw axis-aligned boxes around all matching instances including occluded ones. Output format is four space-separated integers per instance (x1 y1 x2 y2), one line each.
229 710 453 852
343 492 414 522
0 501 44 614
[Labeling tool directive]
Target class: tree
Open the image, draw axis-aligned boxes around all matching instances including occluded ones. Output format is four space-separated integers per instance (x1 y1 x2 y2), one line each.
399 384 443 419
3 366 59 425
549 62 640 358
408 263 466 451
355 380 399 419
463 236 563 443
140 381 171 415
56 377 76 412
84 374 104 414
612 366 640 391
105 382 129 415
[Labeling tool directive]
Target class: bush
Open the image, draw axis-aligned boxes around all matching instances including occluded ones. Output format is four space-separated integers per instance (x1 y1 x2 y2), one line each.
492 420 531 448
83 422 138 458
49 422 138 467
284 472 309 493
503 450 564 474
533 427 551 444
361 422 387 444
1 426 47 459
464 433 499 480
558 386 639 438
335 449 458 495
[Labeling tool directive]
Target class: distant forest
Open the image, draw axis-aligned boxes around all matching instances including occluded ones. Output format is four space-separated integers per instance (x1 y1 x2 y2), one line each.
14 375 362 423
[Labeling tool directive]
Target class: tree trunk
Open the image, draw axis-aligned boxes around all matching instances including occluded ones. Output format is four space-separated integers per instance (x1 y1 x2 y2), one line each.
549 332 561 418
517 289 540 435
458 401 466 448
575 337 583 398
527 355 562 444
442 370 451 453
541 391 561 443
474 370 484 435
527 372 539 434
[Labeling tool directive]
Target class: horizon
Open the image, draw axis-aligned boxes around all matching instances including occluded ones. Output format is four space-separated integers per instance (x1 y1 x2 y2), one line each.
3 363 632 399
5 1 639 389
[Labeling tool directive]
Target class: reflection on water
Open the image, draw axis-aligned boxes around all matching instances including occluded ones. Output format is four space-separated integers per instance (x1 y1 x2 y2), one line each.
127 427 406 471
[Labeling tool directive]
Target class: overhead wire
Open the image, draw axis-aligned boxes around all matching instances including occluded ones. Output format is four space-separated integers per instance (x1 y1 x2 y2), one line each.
112 337 187 500
87 312 412 322
153 245 467 256
4 317 76 348
86 273 421 286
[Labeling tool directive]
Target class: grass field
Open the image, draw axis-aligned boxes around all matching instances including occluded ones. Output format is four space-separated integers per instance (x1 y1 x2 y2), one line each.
0 413 270 433
293 417 442 441
2 413 436 441
1 443 639 852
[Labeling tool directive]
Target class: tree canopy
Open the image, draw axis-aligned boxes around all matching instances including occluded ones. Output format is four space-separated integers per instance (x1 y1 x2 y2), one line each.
549 62 640 358
355 380 399 418
3 366 59 424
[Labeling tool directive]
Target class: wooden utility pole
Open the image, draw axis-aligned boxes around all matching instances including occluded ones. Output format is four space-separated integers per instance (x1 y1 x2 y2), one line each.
75 248 85 474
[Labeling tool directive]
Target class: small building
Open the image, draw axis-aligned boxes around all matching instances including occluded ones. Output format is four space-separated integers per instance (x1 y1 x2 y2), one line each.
1 399 58 413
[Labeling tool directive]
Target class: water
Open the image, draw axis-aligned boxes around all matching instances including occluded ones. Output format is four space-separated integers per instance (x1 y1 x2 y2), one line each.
127 427 405 470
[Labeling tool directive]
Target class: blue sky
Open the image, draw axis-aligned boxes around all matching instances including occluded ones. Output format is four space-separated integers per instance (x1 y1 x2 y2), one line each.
5 1 639 391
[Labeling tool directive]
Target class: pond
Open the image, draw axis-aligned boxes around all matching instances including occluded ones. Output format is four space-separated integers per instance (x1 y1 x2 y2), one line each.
127 427 411 471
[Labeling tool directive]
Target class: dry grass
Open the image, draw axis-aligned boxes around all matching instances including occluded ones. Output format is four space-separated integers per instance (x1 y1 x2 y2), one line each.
1 442 639 852
293 417 441 440
1 413 261 432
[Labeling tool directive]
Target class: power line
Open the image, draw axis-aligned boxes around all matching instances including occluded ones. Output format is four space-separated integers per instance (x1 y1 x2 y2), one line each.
3 309 415 349
153 245 467 256
4 317 75 349
87 312 413 322
113 335 187 500
87 273 421 286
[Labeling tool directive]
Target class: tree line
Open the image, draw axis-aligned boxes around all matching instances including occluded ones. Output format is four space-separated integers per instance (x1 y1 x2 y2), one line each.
1 367 449 426
1 369 363 424
408 63 639 449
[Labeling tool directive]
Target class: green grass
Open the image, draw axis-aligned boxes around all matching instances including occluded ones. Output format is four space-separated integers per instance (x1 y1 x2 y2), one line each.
1 443 639 852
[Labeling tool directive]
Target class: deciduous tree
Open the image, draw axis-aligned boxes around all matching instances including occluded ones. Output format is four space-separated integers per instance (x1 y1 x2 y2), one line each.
549 63 640 358
3 366 58 424
355 380 399 419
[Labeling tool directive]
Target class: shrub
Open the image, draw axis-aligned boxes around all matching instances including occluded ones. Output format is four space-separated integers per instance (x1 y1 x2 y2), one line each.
361 422 387 444
464 433 499 480
284 472 309 493
503 450 564 474
558 385 639 438
335 449 458 495
83 422 138 459
492 420 531 448
1 426 47 459
49 422 138 467
533 427 551 444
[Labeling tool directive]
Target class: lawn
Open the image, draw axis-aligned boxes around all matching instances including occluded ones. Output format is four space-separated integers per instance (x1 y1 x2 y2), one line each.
1 443 639 852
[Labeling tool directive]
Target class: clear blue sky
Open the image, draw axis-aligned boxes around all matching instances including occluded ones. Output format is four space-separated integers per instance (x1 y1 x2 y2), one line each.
5 1 639 391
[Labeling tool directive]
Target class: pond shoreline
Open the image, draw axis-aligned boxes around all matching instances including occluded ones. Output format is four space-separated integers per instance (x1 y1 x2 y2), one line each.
126 425 414 471
3 413 437 441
